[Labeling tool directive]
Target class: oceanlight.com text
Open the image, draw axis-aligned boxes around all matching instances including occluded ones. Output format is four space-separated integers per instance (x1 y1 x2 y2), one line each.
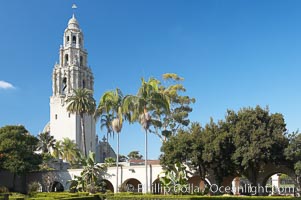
123 183 295 195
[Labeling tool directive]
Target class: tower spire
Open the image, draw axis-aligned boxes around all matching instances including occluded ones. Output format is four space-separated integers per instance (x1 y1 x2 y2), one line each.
72 4 77 17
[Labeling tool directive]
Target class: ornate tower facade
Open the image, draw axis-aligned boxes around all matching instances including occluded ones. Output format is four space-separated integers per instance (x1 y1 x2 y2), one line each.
50 14 96 154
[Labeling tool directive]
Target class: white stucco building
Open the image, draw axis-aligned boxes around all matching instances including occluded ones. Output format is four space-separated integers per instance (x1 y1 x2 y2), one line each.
49 14 96 155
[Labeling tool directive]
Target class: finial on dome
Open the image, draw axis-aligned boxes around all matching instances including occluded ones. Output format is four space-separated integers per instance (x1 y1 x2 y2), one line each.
72 4 77 18
72 4 77 12
68 4 79 29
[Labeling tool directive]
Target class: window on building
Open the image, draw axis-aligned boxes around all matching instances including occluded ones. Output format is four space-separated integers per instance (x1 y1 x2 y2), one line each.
80 56 83 66
83 80 86 88
65 54 69 65
62 77 67 94
55 114 58 120
72 36 76 44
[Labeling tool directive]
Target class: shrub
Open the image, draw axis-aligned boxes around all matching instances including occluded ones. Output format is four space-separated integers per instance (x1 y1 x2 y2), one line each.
28 182 41 194
0 186 8 193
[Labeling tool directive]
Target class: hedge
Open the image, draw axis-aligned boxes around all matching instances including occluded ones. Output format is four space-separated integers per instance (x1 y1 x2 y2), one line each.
5 193 301 200
30 192 89 198
61 196 101 200
27 192 90 200
27 197 101 200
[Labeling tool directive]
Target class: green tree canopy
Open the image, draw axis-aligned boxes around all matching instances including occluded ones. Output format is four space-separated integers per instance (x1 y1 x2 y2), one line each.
228 106 289 184
37 131 56 154
69 151 107 193
0 125 42 189
127 151 143 160
160 73 195 139
284 131 301 190
201 119 236 184
160 122 207 180
161 106 290 186
66 88 96 157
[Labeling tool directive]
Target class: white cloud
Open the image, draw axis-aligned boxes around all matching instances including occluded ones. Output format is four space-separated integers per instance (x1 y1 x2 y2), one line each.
0 80 15 89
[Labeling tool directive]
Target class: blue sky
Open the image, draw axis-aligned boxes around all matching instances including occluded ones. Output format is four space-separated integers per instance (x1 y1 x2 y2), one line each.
0 0 300 159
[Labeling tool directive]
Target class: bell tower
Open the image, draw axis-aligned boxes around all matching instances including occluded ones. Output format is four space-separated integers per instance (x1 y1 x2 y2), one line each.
50 14 96 155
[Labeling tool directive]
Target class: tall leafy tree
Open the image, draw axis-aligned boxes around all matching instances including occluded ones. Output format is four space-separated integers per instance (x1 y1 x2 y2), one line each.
160 126 194 166
159 73 195 139
128 151 143 160
227 106 288 185
201 119 236 185
66 88 96 157
95 88 124 192
0 125 42 190
123 77 170 193
37 131 56 154
118 154 128 162
284 131 301 193
160 123 207 181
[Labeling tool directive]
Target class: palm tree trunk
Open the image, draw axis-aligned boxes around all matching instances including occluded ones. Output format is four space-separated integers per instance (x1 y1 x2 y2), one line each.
145 129 148 193
116 133 119 193
106 132 109 158
80 114 87 157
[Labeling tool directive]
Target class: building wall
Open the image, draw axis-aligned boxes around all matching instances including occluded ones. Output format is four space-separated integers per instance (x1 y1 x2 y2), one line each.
27 164 164 193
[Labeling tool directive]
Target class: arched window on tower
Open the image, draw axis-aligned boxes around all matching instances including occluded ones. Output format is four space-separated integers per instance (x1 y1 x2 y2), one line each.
79 37 82 46
66 36 70 44
72 36 76 44
64 54 69 66
62 77 67 94
80 56 83 66
82 80 86 88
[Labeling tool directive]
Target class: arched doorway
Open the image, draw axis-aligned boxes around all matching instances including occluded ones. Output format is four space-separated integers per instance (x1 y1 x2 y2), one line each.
51 181 64 192
262 173 295 195
101 179 114 192
152 178 162 194
257 164 297 196
188 176 210 194
229 176 253 195
121 178 142 193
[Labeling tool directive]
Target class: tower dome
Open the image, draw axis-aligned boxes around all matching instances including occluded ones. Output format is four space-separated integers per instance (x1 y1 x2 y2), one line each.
68 14 79 29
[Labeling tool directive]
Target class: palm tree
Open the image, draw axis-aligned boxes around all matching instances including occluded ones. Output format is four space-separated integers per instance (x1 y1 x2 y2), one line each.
123 78 170 193
128 150 143 160
61 138 81 164
37 131 56 154
100 113 114 157
68 151 107 193
95 88 124 193
66 88 96 157
52 140 63 159
82 151 107 193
